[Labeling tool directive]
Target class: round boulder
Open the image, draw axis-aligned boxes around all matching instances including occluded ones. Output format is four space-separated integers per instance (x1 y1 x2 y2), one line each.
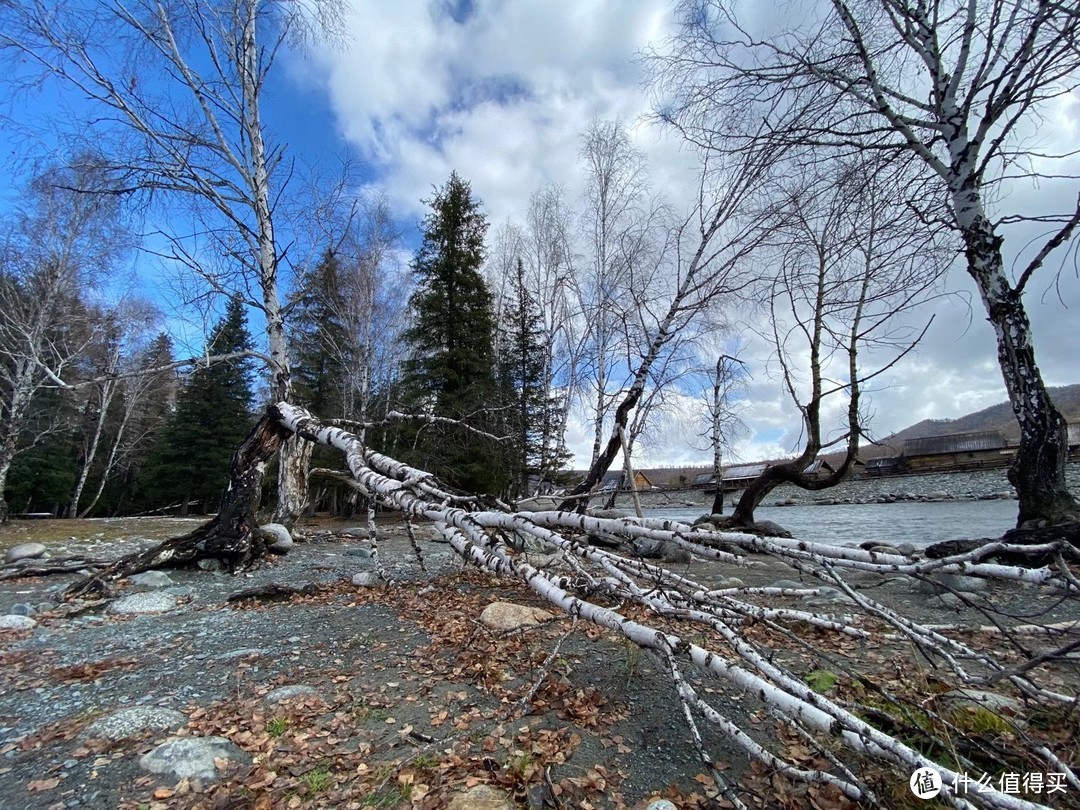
257 523 294 554
4 542 46 564
139 736 251 783
84 706 188 741
129 571 176 589
0 614 37 632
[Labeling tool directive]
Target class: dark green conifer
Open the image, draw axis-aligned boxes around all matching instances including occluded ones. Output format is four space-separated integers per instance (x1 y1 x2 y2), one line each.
400 172 505 494
139 299 255 514
497 258 549 496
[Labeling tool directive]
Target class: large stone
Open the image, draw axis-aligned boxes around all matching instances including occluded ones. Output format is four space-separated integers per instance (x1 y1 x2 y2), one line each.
515 496 560 512
263 685 321 705
0 614 37 631
752 520 793 538
520 536 559 555
446 784 515 810
627 538 691 564
4 542 46 564
109 591 181 615
129 571 176 589
802 587 850 607
139 736 251 783
257 523 293 554
479 602 555 632
84 706 187 741
914 575 988 595
352 571 380 587
865 544 905 556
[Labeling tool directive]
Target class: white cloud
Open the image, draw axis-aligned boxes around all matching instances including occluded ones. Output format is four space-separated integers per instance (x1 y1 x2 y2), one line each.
301 0 1080 467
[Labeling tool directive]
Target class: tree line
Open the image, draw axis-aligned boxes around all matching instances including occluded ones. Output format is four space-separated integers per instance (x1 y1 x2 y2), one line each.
0 0 1077 530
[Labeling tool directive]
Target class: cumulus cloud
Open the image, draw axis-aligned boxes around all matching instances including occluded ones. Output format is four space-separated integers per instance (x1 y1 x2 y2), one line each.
300 0 1080 467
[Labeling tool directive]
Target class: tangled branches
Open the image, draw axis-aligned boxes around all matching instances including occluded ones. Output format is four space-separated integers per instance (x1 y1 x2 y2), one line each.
275 403 1079 809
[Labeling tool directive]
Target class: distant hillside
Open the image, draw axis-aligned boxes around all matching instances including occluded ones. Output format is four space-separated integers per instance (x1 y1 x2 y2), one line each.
875 384 1080 454
604 385 1080 487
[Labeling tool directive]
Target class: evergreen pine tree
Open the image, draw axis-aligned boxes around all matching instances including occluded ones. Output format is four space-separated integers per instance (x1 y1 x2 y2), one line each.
138 299 255 514
290 250 351 419
401 172 505 494
497 258 549 496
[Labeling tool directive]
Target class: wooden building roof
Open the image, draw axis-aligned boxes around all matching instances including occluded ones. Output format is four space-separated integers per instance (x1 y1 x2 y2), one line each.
903 430 1007 457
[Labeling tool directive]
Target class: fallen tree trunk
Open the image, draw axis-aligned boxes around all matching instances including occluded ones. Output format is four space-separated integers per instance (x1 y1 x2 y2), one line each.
55 403 1079 807
270 403 1078 809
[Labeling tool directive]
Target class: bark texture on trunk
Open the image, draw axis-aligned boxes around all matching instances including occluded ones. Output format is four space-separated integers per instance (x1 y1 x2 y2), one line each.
959 206 1079 527
67 405 291 596
274 434 312 527
729 459 852 527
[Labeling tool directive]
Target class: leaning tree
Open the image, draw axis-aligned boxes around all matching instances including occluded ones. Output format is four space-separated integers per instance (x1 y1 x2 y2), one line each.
724 155 950 530
650 0 1080 527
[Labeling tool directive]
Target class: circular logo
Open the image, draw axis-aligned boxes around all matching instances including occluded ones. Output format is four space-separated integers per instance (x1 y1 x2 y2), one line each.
910 767 943 799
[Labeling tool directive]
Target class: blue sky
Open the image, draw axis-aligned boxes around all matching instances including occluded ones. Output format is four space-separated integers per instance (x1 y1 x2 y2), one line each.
2 0 1078 469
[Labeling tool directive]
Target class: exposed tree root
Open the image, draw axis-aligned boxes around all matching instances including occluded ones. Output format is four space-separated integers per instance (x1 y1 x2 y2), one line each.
64 407 291 598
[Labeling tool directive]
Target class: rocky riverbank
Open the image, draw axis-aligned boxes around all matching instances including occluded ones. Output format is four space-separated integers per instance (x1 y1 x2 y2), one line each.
2 515 1078 809
625 462 1080 511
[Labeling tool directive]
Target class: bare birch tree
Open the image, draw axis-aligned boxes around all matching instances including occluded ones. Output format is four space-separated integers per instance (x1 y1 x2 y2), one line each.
724 156 948 530
651 0 1080 527
523 185 586 482
578 120 670 470
67 299 163 517
0 164 130 521
561 134 789 510
1 0 346 526
74 329 178 517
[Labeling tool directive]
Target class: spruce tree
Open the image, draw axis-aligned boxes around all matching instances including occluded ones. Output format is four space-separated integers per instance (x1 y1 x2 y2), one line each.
401 172 505 494
291 250 350 418
497 258 549 496
139 299 255 514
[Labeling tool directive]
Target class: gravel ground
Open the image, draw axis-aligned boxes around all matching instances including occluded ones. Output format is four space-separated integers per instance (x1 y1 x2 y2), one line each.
0 516 1077 809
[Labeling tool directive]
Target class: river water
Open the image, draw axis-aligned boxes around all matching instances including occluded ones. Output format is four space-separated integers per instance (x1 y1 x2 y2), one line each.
645 498 1020 549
